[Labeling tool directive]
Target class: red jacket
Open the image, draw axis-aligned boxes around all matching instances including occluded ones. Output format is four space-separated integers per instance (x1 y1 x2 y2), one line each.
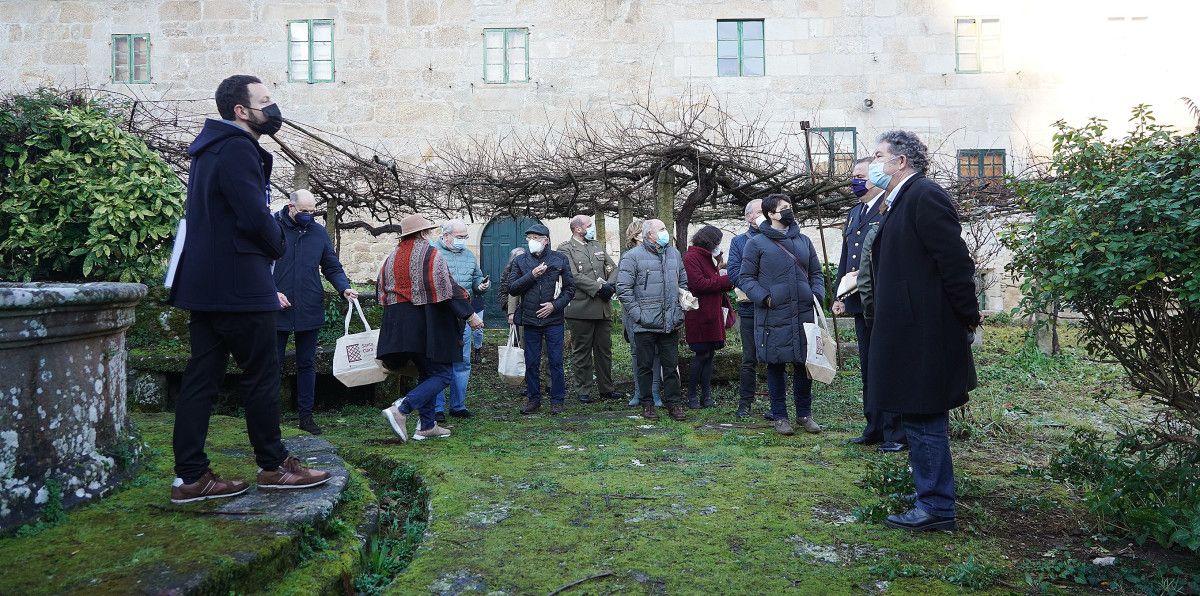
683 245 734 344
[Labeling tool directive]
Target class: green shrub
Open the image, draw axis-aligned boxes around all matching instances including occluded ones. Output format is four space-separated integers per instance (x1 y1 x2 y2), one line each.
1049 429 1200 553
0 89 184 282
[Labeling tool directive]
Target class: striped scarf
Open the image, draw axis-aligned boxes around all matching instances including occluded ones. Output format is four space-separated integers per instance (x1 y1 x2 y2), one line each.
377 237 465 306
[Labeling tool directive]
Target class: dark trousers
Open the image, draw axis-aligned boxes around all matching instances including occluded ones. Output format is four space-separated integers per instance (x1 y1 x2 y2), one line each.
765 362 813 419
634 330 682 406
855 315 905 443
382 353 452 431
524 324 566 404
566 317 613 395
174 311 287 484
737 310 759 405
687 341 721 403
277 328 319 419
903 411 956 518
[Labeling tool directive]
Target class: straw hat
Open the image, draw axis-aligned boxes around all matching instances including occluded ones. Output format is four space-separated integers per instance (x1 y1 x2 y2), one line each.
400 214 439 237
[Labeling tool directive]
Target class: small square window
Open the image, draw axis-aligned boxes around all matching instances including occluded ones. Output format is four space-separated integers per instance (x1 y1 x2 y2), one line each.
810 127 858 178
483 28 529 84
956 17 1002 73
289 20 335 83
716 20 766 77
958 149 1006 179
112 34 151 84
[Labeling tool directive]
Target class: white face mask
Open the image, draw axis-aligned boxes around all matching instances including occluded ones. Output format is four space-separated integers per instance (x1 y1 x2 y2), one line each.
528 239 544 254
755 215 767 227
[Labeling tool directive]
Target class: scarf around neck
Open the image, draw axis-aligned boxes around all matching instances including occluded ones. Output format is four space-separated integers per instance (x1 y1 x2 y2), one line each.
378 237 466 306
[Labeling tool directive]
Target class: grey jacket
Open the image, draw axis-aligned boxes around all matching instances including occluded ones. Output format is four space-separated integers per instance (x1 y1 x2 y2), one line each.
616 241 689 334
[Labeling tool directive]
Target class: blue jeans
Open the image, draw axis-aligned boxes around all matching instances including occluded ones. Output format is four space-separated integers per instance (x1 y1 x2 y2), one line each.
903 412 956 518
524 324 566 404
472 309 485 350
766 362 813 420
277 329 319 419
438 325 471 413
387 355 453 432
629 347 662 406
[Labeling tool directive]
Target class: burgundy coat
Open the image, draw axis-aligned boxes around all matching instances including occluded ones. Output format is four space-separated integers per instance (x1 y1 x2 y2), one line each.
683 245 735 344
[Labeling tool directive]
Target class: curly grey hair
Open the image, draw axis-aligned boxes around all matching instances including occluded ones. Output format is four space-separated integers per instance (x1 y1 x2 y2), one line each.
877 130 929 174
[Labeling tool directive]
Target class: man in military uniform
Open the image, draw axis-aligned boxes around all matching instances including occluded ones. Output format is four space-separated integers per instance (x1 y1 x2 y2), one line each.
558 214 620 403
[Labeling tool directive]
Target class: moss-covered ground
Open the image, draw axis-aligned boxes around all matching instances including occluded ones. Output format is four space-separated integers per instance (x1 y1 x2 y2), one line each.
4 323 1197 594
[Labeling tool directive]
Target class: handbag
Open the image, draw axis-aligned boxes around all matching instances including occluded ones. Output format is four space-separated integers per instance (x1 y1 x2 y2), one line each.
333 298 389 387
803 296 838 384
722 295 736 329
497 325 526 386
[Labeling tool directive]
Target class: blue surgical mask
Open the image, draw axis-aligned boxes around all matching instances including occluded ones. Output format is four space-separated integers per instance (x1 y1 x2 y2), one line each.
584 226 596 241
851 178 869 198
656 230 670 248
294 211 314 226
869 156 899 190
452 238 467 251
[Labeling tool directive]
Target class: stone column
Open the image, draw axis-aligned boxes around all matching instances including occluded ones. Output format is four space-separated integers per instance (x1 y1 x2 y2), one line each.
0 282 147 532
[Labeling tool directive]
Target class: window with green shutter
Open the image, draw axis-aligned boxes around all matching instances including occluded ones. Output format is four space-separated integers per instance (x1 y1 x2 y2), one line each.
111 34 150 84
483 28 529 84
288 20 335 83
955 17 1002 73
717 20 764 77
810 127 858 177
957 149 1006 179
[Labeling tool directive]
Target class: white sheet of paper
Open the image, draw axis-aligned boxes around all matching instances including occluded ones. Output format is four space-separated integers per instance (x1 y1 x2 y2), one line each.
164 218 186 288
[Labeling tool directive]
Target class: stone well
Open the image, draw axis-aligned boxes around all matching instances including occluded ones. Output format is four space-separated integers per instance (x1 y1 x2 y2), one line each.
0 282 147 532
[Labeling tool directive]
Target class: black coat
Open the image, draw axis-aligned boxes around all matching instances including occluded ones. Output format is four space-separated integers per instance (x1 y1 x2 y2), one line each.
866 174 980 415
378 297 473 365
168 119 283 312
834 199 884 314
273 211 351 332
737 223 825 364
506 249 576 327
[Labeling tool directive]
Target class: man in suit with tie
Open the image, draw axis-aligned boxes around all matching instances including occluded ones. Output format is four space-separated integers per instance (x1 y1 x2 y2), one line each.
833 158 906 453
866 131 983 532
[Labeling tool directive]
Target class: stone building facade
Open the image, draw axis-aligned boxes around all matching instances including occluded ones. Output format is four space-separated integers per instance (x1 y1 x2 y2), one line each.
2 0 1193 312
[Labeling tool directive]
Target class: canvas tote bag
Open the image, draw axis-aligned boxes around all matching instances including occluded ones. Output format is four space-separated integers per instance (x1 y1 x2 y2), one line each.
804 296 838 384
497 325 526 386
333 298 388 387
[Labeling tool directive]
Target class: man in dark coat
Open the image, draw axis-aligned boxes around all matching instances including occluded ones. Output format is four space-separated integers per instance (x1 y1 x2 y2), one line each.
726 199 764 417
166 74 329 504
866 130 983 532
273 189 356 436
833 158 906 453
506 224 577 414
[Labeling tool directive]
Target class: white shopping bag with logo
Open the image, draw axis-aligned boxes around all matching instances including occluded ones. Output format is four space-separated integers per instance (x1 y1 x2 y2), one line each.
497 325 526 386
804 297 838 384
333 298 388 387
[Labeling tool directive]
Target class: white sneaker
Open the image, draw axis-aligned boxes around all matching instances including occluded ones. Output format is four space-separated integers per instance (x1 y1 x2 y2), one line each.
413 424 451 440
382 406 408 442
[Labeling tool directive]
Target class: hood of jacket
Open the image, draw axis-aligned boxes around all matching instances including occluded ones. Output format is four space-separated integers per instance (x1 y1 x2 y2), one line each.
188 118 257 157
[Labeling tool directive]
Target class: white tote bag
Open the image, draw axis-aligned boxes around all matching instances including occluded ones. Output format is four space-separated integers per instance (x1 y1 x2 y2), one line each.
804 297 838 384
333 298 388 387
497 325 526 386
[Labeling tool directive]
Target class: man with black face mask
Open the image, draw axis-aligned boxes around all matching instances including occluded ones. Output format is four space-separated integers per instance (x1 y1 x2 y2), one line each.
168 75 329 505
273 189 356 435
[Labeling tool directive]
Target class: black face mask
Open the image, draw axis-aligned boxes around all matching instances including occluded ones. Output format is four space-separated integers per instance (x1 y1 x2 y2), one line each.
779 209 796 226
244 103 283 136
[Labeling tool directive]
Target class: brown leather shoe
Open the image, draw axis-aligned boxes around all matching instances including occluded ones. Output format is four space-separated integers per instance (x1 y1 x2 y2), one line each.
170 470 249 504
668 404 687 421
774 418 795 436
797 416 823 434
257 456 331 490
641 403 660 420
520 399 541 415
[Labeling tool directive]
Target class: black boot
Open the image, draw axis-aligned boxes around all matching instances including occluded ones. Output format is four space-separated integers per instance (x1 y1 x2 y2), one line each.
298 417 323 435
735 402 751 417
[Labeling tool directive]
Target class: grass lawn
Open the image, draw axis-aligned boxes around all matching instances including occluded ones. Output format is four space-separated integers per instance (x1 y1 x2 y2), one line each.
3 323 1196 594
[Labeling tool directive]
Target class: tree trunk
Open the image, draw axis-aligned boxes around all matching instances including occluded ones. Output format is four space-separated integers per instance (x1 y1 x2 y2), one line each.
655 168 676 244
618 192 632 254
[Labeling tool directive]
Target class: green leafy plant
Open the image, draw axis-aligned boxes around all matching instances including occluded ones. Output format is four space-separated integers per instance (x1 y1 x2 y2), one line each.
1005 106 1200 443
0 89 184 282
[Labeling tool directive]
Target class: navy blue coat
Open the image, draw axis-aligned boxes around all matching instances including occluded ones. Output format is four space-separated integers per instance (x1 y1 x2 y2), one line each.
834 199 885 314
273 210 351 332
168 119 283 312
866 174 980 415
737 224 825 364
726 225 760 317
506 249 576 327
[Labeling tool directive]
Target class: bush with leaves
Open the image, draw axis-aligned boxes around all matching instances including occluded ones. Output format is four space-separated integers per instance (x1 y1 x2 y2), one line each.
1005 106 1200 445
0 89 184 282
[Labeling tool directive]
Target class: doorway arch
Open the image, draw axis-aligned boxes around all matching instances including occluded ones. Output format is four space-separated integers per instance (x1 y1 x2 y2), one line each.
479 215 543 328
